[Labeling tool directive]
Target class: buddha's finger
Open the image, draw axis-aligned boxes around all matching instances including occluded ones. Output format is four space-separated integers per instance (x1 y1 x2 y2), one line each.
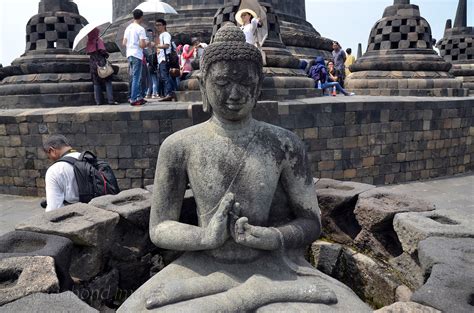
235 217 249 239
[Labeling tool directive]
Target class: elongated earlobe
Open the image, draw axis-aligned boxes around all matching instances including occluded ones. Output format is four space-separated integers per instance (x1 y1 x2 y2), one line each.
197 72 210 113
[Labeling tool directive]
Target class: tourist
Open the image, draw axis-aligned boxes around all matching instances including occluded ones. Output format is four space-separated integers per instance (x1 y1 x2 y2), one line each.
332 41 346 87
180 44 194 80
345 48 356 76
43 135 80 212
144 29 159 99
309 57 354 96
238 10 261 45
155 18 176 102
123 9 148 106
86 28 117 105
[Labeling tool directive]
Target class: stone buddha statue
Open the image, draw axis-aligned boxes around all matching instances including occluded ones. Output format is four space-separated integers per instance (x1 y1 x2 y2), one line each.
118 24 370 312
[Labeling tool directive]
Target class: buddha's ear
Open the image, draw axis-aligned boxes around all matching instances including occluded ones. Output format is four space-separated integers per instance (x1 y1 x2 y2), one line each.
254 73 264 107
197 71 210 112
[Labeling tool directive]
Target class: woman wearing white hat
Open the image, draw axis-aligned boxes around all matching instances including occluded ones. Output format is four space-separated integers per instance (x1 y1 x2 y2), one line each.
236 9 261 46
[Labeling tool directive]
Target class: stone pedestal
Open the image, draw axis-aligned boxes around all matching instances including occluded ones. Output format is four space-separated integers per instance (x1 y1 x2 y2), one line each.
436 0 474 93
345 0 468 97
0 0 128 109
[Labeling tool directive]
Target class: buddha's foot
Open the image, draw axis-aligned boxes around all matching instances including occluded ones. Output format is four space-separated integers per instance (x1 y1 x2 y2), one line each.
145 271 238 309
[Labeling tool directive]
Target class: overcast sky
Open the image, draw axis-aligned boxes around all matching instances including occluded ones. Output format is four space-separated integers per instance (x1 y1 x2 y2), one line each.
0 0 473 65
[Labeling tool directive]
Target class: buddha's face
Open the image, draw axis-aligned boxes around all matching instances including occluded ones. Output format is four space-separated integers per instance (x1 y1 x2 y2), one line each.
202 60 261 121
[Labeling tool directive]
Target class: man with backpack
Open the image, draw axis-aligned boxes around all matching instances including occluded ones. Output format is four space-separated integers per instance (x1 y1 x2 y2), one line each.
155 18 177 102
42 135 120 212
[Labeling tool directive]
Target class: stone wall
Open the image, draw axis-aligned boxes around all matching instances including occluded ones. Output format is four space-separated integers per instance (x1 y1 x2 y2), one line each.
0 96 472 197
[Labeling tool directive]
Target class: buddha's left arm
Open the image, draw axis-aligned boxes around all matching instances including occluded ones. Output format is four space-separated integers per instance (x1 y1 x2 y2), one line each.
276 139 322 248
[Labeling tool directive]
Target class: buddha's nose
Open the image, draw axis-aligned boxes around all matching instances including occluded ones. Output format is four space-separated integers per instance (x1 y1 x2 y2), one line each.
228 84 241 101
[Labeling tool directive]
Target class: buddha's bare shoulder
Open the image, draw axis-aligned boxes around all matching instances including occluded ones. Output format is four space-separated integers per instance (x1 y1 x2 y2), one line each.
256 121 305 148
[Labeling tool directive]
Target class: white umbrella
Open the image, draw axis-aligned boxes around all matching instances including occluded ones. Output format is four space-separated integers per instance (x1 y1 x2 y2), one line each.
73 21 111 51
134 0 178 15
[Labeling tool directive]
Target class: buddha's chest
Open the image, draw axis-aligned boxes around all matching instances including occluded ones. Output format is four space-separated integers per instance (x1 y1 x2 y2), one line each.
186 141 283 224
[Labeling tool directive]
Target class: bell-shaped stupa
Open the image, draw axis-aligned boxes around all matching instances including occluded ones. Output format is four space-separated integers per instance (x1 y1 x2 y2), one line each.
0 0 127 108
436 0 474 92
177 1 320 101
345 0 468 97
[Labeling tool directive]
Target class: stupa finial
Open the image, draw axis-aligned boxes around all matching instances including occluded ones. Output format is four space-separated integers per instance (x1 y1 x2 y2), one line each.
453 0 467 28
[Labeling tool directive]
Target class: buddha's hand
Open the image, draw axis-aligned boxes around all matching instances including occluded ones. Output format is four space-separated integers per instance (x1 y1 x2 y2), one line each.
234 217 282 250
200 192 234 249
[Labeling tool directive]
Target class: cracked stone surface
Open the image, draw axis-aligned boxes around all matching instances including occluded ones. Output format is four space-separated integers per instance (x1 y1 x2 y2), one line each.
0 256 59 305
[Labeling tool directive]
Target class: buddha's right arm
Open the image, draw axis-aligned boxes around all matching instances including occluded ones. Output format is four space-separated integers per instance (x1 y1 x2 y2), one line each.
150 221 212 251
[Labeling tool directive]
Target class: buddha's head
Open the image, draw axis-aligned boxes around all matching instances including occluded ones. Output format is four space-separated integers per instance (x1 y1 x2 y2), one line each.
199 23 264 121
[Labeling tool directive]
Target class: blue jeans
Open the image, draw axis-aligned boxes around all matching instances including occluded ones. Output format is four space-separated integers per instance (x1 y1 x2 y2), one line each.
321 82 348 95
128 56 143 102
159 61 175 97
147 67 159 96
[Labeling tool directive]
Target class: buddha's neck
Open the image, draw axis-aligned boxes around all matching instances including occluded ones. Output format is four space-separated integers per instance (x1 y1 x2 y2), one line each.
210 114 254 134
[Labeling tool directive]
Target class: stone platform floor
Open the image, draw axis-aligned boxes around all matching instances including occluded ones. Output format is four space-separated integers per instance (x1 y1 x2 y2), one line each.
0 173 472 237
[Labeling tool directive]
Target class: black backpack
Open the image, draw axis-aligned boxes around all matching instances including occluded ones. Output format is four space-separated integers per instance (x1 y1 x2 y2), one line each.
167 41 180 69
58 151 120 203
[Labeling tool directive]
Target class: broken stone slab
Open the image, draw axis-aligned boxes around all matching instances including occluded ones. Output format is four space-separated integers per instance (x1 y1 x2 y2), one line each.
15 203 120 247
417 236 474 274
73 268 119 309
374 301 441 313
353 189 435 259
309 240 343 276
0 230 73 291
411 264 474 313
311 244 402 309
388 252 424 290
0 256 59 305
0 291 98 313
410 237 474 313
354 189 435 231
89 188 151 230
333 247 401 308
315 179 375 243
69 245 105 282
393 208 474 254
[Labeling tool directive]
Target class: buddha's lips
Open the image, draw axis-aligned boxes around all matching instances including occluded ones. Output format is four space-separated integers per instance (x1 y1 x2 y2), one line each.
226 103 244 111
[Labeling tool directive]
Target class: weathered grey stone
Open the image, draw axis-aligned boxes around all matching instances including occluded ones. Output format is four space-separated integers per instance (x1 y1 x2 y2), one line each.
374 301 441 313
393 208 474 254
0 256 59 305
395 285 412 302
89 188 151 229
355 189 435 231
15 203 120 247
73 268 119 308
315 178 375 243
411 237 474 313
118 24 370 313
0 230 73 290
68 246 104 281
333 247 400 308
0 291 98 313
412 264 474 313
310 240 343 275
388 252 424 290
353 189 435 258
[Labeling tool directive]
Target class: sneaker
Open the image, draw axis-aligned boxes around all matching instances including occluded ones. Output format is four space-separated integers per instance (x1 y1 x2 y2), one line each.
152 95 159 99
145 95 152 99
108 101 119 105
130 100 143 106
140 98 147 104
345 92 355 96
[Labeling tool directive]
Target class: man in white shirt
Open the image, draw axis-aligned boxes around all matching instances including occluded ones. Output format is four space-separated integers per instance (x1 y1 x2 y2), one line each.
43 135 80 212
123 9 148 106
155 19 176 102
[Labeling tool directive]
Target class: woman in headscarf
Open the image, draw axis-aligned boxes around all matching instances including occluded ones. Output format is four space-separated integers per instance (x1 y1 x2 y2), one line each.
86 28 117 105
180 44 194 80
